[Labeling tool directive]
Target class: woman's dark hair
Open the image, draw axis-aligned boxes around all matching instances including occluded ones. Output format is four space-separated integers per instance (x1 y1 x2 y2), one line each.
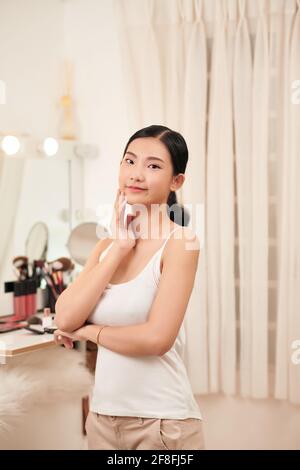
121 124 190 226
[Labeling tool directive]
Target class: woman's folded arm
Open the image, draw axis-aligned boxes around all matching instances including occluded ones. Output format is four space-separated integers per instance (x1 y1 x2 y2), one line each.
55 239 127 332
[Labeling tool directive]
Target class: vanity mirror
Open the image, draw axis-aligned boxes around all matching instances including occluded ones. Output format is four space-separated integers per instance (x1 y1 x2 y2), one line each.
0 137 97 316
66 222 109 267
25 221 49 263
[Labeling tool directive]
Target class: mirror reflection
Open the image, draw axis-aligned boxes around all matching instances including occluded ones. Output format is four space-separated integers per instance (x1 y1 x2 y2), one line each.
25 221 48 263
66 222 109 266
0 151 86 318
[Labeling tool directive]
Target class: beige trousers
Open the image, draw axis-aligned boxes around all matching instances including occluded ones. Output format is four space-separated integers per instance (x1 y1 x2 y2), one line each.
85 411 205 450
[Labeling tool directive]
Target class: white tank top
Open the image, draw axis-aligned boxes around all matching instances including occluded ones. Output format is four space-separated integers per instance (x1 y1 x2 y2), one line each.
88 226 203 420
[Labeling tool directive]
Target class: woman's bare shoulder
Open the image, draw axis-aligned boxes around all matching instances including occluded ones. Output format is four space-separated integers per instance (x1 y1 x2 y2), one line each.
170 224 200 245
166 226 200 262
160 225 200 273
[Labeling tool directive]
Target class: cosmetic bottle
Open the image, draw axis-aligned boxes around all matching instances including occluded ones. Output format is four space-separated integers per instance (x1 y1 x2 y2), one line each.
13 281 27 320
25 279 37 318
42 307 58 333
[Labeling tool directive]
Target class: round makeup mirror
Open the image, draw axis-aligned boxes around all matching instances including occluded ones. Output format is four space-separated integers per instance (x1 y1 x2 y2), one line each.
66 222 109 266
25 221 48 262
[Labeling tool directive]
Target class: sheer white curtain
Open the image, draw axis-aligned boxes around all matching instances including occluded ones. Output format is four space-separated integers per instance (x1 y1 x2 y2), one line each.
275 0 300 404
114 0 300 404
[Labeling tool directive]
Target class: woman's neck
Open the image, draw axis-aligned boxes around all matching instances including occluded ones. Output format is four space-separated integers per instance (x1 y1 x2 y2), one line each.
130 205 175 241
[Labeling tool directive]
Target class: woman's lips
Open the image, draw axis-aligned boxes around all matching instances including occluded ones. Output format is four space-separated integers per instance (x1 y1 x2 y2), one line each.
126 187 147 192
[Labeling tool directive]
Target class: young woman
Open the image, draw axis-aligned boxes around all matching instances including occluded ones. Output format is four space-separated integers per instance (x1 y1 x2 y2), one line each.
54 125 205 450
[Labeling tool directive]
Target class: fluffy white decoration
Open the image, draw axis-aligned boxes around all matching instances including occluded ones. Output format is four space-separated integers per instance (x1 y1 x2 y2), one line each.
0 346 94 432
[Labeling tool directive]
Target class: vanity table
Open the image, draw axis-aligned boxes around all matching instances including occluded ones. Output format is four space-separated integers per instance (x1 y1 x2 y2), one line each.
0 327 55 358
0 326 93 450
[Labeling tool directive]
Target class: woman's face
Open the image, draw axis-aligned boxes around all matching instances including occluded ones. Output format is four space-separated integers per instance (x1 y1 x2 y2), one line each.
119 137 178 206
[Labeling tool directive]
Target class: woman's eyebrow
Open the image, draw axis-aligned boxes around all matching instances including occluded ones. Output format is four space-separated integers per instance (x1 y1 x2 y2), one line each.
125 151 165 163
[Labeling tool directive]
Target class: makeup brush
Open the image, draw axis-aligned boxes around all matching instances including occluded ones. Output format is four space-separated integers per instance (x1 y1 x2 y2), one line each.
13 256 29 280
55 271 64 293
49 260 64 272
43 261 51 274
27 315 42 325
40 269 59 300
51 271 62 294
27 261 33 278
12 266 21 280
57 257 74 271
13 256 28 268
50 257 74 272
41 262 56 285
34 260 45 269
32 259 46 287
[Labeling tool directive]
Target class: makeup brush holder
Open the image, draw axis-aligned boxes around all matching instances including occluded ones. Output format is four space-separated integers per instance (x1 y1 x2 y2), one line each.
45 284 67 312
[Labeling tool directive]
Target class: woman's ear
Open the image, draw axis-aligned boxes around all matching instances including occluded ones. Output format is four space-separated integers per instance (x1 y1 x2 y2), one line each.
171 173 185 191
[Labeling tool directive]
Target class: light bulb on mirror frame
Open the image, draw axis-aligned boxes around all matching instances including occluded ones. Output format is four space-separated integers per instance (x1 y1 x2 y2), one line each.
1 135 21 155
40 137 59 157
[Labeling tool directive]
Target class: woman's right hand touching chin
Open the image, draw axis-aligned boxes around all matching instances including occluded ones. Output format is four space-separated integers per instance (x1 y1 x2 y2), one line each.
110 188 137 252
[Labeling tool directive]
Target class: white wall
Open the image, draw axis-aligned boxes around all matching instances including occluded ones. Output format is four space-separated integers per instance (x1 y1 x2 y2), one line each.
0 0 127 215
0 0 64 138
63 0 131 215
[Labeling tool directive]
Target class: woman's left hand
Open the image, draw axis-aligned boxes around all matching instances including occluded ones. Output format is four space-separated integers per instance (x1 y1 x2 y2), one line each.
54 326 86 347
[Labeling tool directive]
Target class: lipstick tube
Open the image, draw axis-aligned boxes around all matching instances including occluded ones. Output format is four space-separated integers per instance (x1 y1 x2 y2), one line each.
13 281 27 321
25 279 37 318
